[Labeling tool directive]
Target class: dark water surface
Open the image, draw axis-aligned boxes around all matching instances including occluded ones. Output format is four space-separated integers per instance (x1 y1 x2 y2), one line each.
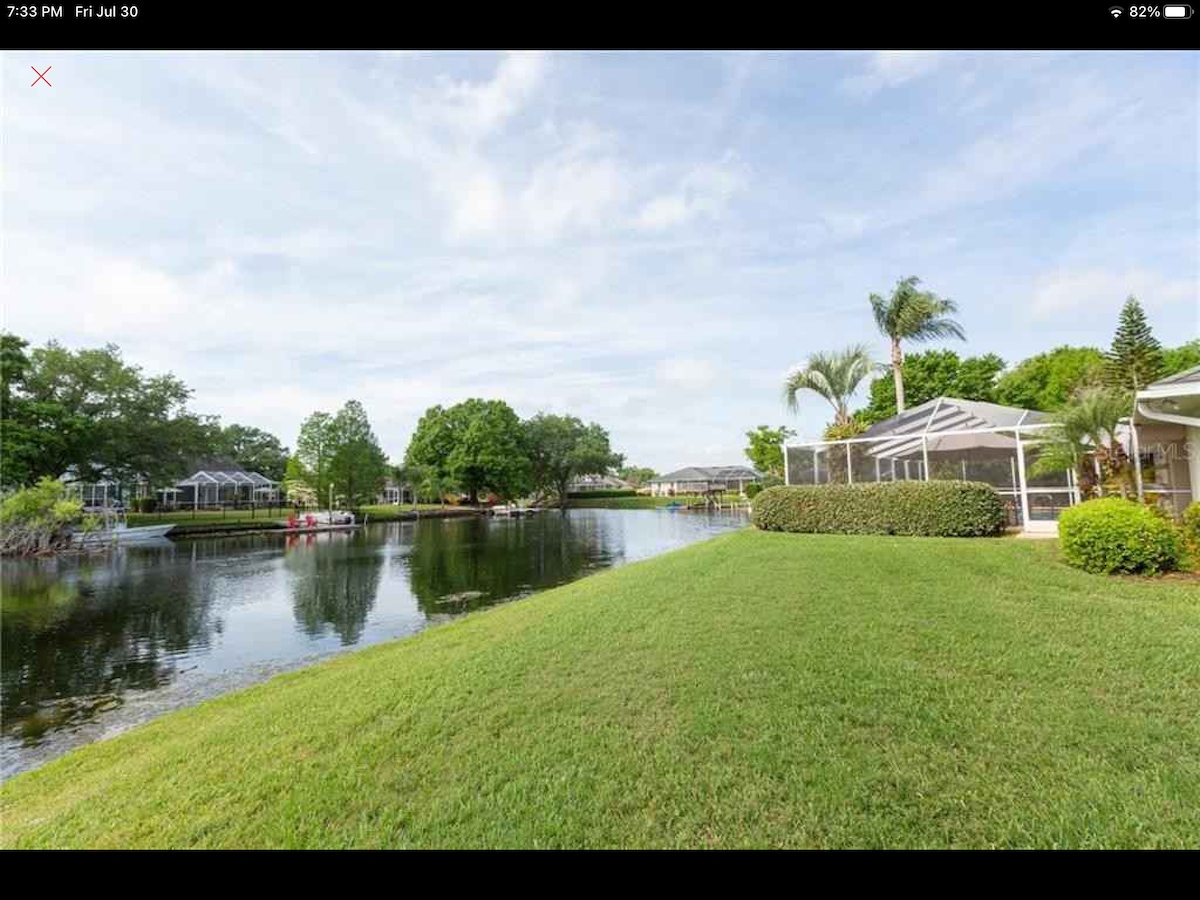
1 509 747 778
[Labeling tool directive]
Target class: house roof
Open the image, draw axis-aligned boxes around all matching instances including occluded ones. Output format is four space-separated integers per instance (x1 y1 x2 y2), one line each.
650 465 762 484
1148 364 1200 388
1136 365 1200 426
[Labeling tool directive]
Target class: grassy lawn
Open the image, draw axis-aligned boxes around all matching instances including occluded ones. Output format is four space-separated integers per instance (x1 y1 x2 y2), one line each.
126 508 294 527
569 494 743 509
356 504 464 521
126 505 448 528
2 531 1198 848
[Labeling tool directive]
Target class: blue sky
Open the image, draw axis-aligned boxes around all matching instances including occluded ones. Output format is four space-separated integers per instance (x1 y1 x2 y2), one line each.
4 50 1197 471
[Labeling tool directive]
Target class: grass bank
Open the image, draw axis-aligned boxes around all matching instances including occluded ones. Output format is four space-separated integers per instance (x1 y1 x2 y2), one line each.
568 494 741 510
3 531 1197 848
126 505 461 535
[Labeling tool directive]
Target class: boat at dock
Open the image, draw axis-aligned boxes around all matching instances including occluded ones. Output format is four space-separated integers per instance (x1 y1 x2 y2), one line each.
73 523 176 545
490 505 541 517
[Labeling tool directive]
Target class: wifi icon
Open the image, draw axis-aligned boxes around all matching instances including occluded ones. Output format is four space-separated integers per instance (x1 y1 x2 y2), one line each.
1109 5 1123 14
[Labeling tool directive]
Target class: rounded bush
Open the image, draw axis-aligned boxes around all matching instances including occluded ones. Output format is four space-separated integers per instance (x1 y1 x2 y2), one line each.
751 482 1006 538
744 482 764 499
1058 498 1181 575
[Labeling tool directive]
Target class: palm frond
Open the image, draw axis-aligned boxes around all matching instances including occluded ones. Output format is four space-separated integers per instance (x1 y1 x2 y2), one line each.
783 345 875 421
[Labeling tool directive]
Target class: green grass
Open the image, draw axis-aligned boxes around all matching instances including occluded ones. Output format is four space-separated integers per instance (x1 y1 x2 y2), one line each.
356 504 466 521
126 508 292 527
3 531 1198 848
126 505 450 529
568 493 742 509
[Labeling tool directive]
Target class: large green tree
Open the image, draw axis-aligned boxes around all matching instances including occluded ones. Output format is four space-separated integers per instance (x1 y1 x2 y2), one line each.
524 414 623 509
1104 295 1163 391
744 425 795 477
326 400 389 507
869 276 966 413
215 424 289 481
783 345 875 428
0 334 42 488
992 346 1105 412
1 336 211 488
1162 339 1200 378
297 411 337 504
447 400 531 504
857 350 1005 424
404 405 457 479
406 399 531 504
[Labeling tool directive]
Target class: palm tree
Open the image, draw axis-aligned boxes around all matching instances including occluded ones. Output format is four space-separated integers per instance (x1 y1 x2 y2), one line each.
1030 386 1132 497
783 345 875 428
870 276 965 413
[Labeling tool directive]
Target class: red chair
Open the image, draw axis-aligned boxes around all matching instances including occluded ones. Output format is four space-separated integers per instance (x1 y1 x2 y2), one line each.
305 514 317 528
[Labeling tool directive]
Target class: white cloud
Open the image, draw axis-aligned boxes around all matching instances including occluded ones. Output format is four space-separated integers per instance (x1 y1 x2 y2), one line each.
440 51 548 139
637 154 745 231
2 51 1195 471
655 357 716 390
842 50 947 96
1030 268 1199 320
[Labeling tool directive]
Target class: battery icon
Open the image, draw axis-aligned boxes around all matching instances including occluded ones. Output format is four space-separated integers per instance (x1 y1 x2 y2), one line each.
1164 4 1193 16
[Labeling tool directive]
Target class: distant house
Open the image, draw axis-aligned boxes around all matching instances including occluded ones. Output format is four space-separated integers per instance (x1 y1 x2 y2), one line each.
376 478 416 505
566 473 633 493
648 466 763 497
60 468 152 510
175 460 279 508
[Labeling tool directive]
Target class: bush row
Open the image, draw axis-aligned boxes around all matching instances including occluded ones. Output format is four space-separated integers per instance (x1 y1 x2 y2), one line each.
751 482 1006 538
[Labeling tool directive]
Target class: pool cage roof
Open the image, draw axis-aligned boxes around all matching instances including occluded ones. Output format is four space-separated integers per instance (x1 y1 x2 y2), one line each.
176 469 277 488
788 397 1055 457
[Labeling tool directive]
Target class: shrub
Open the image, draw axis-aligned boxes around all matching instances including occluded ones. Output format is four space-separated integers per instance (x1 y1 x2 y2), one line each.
1182 501 1200 551
751 482 1006 538
744 483 764 499
566 489 639 499
0 478 85 556
1058 498 1181 575
133 497 159 513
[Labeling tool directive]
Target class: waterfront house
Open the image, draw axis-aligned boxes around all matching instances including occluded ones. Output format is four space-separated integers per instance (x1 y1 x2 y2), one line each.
566 474 633 493
648 466 763 497
376 478 416 505
175 461 279 509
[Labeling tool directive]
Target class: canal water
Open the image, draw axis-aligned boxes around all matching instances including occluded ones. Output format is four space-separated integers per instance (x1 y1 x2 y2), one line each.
1 508 747 778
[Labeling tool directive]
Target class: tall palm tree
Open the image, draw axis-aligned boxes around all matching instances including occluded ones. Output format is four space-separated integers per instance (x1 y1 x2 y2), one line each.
869 276 965 413
783 345 875 427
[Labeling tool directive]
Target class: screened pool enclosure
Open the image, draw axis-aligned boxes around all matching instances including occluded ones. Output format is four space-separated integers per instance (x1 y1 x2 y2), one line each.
783 398 1077 533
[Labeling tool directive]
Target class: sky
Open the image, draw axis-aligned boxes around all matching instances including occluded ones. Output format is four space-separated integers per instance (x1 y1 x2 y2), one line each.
3 50 1198 471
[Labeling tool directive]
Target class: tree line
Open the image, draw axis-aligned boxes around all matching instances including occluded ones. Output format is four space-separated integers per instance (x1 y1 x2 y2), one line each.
402 399 624 508
0 332 644 510
0 334 289 490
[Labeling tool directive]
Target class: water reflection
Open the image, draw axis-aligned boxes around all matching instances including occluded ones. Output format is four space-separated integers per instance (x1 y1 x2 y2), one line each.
1 551 219 743
1 509 747 776
285 533 384 644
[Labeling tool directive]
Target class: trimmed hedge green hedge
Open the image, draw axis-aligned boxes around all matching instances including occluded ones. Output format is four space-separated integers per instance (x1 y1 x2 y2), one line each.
751 482 1006 538
566 489 639 499
1059 498 1181 575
